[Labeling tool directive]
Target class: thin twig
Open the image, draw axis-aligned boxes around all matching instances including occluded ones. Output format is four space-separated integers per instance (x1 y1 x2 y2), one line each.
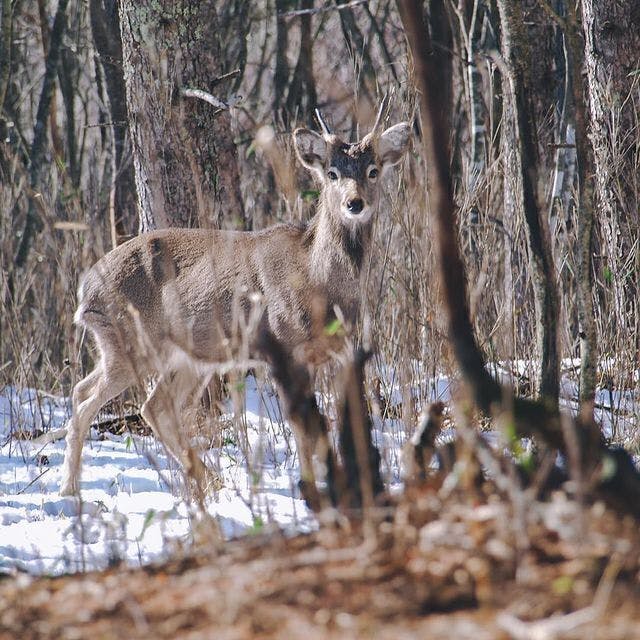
179 88 228 109
210 68 241 86
17 467 51 494
280 0 368 19
84 120 127 129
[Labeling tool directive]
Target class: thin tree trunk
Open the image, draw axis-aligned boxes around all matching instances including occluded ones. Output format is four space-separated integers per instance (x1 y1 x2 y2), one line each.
285 0 318 127
89 0 138 241
581 0 640 373
398 0 500 411
563 4 597 410
273 0 290 117
14 0 69 269
0 0 12 121
497 0 561 408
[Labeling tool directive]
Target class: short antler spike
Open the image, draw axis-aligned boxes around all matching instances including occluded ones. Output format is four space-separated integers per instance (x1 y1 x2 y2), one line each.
314 108 332 138
371 94 390 137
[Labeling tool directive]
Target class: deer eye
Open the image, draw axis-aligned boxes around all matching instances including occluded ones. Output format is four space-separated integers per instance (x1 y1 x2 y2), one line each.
367 166 379 180
327 168 339 181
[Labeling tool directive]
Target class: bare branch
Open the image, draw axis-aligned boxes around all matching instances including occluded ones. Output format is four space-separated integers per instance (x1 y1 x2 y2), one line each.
280 0 367 19
179 88 242 110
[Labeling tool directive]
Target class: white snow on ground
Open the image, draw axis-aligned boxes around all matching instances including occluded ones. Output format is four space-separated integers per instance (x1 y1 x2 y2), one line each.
0 377 314 575
0 365 636 576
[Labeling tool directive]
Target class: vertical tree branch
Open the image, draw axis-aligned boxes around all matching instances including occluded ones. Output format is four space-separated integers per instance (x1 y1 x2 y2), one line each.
273 0 290 116
564 3 597 410
0 0 12 119
285 0 318 126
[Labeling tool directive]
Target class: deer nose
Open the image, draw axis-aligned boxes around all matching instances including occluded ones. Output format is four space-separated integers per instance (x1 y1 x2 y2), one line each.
347 198 364 214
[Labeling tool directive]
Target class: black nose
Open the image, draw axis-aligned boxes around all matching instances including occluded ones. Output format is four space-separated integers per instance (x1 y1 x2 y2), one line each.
347 198 364 214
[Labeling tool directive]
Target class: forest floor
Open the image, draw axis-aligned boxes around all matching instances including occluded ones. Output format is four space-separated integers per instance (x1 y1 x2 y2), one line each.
2 483 640 639
1 370 640 638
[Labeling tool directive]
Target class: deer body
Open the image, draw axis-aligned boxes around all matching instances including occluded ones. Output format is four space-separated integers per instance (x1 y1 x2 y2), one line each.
60 111 410 496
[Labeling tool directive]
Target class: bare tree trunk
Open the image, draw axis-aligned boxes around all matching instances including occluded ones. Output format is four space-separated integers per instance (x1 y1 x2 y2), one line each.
14 0 69 268
273 0 290 117
285 0 318 127
0 0 13 136
562 4 597 410
118 0 247 231
89 0 138 242
497 0 560 408
581 0 640 374
397 0 500 411
335 0 376 99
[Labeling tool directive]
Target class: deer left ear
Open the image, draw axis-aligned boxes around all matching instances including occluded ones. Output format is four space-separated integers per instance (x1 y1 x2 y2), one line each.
378 122 411 168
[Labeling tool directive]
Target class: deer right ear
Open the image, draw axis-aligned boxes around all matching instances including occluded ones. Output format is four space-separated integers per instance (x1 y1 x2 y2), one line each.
378 122 411 168
293 129 327 172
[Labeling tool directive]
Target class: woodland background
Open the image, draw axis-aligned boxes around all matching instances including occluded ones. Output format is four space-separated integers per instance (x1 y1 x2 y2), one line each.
1 0 640 637
1 0 639 439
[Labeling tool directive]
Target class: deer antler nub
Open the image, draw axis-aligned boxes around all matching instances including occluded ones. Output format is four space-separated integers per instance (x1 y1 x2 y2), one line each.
314 108 332 138
371 94 390 137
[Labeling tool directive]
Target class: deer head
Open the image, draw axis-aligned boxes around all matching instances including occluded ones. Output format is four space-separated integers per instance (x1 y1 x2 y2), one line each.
293 102 411 229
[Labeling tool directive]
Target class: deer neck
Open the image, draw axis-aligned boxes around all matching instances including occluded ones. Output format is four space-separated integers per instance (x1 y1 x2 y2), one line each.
308 200 372 287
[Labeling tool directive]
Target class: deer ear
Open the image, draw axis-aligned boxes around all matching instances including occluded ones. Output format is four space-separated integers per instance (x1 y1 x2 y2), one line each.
293 129 327 171
378 122 411 168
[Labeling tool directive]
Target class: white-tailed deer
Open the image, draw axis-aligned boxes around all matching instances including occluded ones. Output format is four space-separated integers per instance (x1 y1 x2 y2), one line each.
59 103 411 496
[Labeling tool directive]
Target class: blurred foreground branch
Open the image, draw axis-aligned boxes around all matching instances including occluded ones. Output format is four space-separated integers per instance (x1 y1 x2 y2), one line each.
257 328 383 513
398 0 640 518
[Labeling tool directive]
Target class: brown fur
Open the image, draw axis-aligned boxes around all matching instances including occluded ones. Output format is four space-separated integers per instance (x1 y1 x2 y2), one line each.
60 117 411 496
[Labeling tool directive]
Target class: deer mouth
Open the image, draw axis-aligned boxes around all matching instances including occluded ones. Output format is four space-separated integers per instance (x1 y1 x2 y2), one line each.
342 197 371 222
342 205 372 224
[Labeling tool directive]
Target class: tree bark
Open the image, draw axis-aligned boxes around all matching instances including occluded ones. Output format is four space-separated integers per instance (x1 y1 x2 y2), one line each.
14 0 69 268
284 0 318 128
581 0 640 367
497 0 561 408
118 0 247 231
89 0 138 241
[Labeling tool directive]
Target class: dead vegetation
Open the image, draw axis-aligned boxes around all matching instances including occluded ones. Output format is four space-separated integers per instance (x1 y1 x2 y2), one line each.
2 1 640 638
2 482 640 639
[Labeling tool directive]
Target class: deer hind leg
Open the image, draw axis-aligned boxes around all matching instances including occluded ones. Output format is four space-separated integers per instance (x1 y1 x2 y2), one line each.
140 366 209 489
60 360 134 496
